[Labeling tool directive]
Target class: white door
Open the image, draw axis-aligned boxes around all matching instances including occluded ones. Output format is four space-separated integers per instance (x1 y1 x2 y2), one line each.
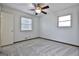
1 12 14 46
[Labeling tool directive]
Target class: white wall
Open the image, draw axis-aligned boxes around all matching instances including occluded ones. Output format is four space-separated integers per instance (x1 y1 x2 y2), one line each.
40 5 79 46
0 6 1 11
1 6 40 42
0 6 1 44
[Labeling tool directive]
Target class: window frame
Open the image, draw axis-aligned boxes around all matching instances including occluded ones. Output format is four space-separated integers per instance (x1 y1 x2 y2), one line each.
57 14 72 28
20 16 32 32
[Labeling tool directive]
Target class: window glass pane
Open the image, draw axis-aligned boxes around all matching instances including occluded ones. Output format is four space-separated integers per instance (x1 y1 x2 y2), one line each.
59 21 71 27
21 17 32 31
21 24 32 30
21 17 32 24
59 15 71 21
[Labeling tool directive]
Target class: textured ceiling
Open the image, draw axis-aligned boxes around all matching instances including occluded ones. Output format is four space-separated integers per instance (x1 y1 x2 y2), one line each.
2 3 79 16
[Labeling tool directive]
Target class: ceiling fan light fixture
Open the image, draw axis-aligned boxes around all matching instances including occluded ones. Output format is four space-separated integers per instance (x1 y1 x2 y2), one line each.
31 3 49 15
35 7 41 13
35 9 41 13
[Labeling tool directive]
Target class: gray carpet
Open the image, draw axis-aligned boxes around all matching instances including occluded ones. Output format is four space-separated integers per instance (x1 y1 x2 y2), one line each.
1 38 79 56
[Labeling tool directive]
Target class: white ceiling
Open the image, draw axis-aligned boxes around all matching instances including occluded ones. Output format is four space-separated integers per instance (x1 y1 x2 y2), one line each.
2 3 79 16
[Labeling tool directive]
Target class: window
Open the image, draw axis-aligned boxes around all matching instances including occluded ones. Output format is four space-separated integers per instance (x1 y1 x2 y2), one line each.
21 17 32 31
58 15 71 27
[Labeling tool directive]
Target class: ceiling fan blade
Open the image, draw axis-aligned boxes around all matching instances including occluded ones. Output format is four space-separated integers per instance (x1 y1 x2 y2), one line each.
30 9 35 11
41 11 47 14
42 6 49 9
32 3 36 7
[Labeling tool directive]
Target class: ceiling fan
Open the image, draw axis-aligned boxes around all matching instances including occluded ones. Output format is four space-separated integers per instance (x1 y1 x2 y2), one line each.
30 3 49 15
